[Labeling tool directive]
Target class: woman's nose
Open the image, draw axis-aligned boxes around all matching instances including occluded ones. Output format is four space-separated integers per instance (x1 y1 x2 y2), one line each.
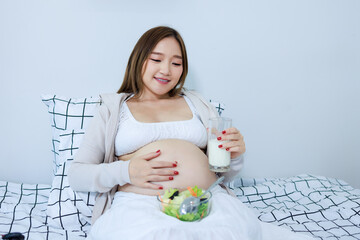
160 62 171 75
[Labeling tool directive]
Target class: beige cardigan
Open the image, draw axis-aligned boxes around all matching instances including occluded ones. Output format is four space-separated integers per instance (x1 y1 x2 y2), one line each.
68 90 243 224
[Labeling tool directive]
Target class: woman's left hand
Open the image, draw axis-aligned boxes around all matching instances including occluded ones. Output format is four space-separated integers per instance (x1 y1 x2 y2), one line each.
217 127 246 159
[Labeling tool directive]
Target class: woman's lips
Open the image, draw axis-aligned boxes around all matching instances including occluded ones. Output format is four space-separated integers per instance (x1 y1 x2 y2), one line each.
154 77 170 84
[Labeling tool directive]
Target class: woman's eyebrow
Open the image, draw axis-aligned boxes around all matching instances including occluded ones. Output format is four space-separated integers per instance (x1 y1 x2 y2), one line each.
151 52 182 59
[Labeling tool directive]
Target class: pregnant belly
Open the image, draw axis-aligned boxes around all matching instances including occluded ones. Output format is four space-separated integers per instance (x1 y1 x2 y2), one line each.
117 139 217 196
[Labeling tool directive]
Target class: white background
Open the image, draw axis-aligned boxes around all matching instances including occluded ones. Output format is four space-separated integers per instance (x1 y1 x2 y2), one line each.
1 0 359 188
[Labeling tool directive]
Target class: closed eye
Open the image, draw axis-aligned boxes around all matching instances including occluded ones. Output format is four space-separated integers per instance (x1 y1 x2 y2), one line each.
173 63 182 66
150 58 161 62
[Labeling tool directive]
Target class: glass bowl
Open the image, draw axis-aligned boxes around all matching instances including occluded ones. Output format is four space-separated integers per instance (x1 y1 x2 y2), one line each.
157 191 212 222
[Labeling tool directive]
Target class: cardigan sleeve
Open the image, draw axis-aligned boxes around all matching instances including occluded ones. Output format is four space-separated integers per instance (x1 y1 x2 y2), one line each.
219 154 244 183
68 104 131 193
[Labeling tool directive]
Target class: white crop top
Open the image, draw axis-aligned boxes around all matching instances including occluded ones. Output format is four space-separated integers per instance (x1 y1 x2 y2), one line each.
114 96 208 156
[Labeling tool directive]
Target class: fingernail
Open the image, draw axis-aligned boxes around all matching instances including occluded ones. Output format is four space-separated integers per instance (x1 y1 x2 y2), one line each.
156 150 160 153
218 144 223 148
169 176 174 180
217 137 222 141
174 171 179 175
173 163 177 167
159 186 163 190
226 148 230 151
222 130 226 134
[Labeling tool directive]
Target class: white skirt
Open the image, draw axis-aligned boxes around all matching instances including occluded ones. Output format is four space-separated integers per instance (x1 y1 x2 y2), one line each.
87 186 313 240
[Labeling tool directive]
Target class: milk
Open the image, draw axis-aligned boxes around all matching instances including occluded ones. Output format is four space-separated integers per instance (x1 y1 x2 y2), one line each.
208 138 231 171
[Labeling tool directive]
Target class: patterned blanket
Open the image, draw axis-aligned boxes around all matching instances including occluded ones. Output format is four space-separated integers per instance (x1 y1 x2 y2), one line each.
0 174 359 239
229 174 360 239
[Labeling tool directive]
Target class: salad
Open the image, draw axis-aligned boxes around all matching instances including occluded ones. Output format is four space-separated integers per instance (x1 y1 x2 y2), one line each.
159 186 211 221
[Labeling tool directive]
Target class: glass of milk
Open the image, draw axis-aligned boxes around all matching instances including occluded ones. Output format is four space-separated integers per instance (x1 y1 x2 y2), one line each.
208 117 232 172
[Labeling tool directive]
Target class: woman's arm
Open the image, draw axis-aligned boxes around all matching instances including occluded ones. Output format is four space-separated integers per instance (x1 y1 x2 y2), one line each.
183 90 246 183
68 104 130 193
68 101 177 192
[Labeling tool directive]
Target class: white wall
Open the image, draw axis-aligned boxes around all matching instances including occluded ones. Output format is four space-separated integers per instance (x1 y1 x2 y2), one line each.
1 0 359 188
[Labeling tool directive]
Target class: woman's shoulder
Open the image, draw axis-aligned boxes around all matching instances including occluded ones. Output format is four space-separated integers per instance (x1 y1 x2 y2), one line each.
99 93 131 107
182 89 218 119
182 89 205 100
93 93 132 118
99 92 129 101
182 89 209 106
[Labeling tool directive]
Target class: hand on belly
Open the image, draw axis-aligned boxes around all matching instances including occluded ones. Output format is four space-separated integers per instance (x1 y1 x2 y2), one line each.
118 139 217 196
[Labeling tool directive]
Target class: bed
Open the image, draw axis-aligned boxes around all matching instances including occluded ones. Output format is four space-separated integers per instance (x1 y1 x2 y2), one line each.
0 95 359 240
1 174 359 239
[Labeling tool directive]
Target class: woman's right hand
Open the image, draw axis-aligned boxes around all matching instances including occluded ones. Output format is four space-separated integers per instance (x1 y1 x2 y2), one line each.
128 150 178 190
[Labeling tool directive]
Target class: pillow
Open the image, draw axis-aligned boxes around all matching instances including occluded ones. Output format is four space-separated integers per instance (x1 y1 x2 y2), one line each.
46 129 96 231
42 95 101 173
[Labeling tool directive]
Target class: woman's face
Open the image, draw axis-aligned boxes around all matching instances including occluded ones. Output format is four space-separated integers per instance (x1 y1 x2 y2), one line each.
141 37 183 99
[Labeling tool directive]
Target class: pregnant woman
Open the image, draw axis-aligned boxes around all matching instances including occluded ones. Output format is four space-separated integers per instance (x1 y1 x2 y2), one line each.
68 26 310 240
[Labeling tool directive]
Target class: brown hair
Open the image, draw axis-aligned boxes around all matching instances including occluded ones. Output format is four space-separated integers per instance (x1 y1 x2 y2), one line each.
117 26 188 97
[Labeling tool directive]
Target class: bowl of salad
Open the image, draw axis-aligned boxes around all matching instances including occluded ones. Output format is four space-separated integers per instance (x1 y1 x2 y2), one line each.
157 186 212 222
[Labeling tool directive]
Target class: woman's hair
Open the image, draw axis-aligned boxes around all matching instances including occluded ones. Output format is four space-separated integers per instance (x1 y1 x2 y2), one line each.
117 26 188 97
